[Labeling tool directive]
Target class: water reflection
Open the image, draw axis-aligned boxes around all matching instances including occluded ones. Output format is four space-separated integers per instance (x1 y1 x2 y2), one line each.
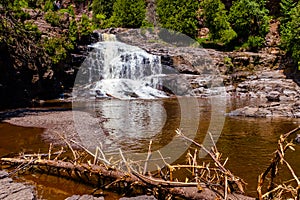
96 100 166 139
73 99 170 153
73 97 202 171
94 99 167 150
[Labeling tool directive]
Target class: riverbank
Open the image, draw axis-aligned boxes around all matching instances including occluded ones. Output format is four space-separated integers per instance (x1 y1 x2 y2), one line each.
1 108 105 147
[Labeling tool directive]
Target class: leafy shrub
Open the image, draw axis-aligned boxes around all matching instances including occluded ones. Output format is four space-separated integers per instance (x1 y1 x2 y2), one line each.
44 0 54 11
242 36 265 51
58 6 75 16
44 10 61 27
13 0 28 8
68 19 78 43
43 37 73 64
24 22 42 38
78 14 93 37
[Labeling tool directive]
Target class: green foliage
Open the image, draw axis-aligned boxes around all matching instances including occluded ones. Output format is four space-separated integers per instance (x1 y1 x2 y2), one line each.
280 1 300 69
280 0 297 24
229 0 270 47
67 5 75 16
24 22 42 38
10 0 30 21
68 19 78 43
58 5 75 16
109 0 146 28
45 9 69 28
14 0 28 8
242 36 265 51
13 9 30 21
224 56 234 73
43 37 73 64
141 19 154 28
78 14 93 37
200 0 236 45
45 10 61 26
156 0 199 38
92 0 115 26
44 0 54 11
27 0 43 8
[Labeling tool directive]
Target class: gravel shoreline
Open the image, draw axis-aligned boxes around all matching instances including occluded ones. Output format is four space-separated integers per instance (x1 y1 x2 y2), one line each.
1 108 103 148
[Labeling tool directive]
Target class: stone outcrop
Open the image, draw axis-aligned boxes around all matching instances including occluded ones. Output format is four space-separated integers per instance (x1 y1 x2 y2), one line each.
228 70 300 117
0 171 36 200
229 101 300 118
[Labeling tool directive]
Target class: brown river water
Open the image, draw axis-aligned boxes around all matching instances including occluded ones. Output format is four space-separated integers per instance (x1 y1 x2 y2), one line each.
0 97 300 199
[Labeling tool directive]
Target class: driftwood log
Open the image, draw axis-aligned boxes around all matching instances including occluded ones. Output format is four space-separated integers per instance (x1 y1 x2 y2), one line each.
0 155 254 200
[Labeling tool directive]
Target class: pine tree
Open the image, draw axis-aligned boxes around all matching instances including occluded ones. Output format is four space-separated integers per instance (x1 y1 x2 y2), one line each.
109 0 146 28
200 0 236 45
156 0 199 38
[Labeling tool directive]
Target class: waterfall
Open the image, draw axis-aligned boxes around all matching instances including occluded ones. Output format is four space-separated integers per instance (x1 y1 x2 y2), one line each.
83 41 166 99
99 33 117 42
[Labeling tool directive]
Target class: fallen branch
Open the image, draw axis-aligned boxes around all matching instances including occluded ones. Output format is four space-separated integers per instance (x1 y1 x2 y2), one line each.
257 126 300 200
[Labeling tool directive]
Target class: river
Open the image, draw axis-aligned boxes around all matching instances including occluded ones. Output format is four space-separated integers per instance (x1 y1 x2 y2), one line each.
0 97 299 199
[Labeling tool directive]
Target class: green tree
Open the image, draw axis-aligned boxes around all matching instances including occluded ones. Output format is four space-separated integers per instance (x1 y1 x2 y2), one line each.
229 0 270 49
280 0 297 21
109 0 146 28
92 0 116 26
200 0 236 45
156 0 199 38
280 1 300 69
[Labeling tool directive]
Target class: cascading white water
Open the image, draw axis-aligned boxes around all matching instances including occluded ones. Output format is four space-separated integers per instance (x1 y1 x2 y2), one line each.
85 41 166 99
99 33 117 42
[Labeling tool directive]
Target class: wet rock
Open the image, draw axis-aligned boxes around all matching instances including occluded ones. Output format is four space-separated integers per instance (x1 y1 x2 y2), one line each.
229 101 300 118
0 171 36 200
120 195 157 200
65 195 157 200
295 134 300 144
65 195 104 200
266 91 280 102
